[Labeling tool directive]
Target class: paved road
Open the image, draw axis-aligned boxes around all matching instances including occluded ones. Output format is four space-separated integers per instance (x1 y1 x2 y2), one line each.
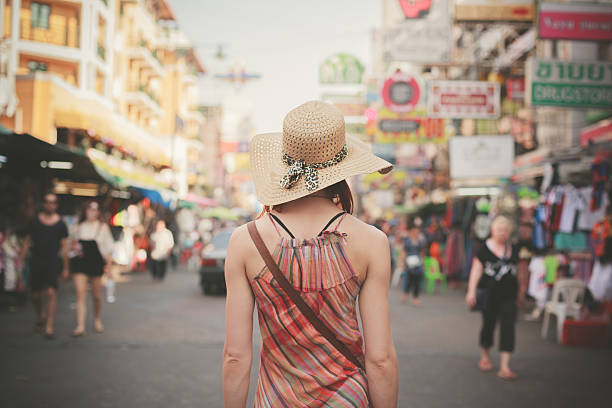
0 267 610 408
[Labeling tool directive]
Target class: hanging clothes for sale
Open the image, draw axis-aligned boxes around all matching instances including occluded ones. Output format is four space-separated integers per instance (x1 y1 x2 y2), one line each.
591 159 609 211
528 256 548 309
577 186 609 231
533 204 549 249
557 185 587 233
588 260 612 302
554 231 587 251
569 253 594 284
444 230 464 279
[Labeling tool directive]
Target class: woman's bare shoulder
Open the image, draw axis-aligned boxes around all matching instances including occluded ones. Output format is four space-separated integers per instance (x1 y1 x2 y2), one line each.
343 215 389 246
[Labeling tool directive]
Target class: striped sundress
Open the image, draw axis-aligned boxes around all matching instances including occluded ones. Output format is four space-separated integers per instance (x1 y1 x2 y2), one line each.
250 213 369 407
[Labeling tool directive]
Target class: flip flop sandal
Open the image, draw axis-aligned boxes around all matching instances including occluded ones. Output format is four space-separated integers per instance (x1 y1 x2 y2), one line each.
71 330 86 338
34 321 44 333
479 361 494 371
497 370 517 380
44 332 56 340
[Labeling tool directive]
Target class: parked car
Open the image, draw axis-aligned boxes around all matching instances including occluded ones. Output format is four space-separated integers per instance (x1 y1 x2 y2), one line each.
199 230 232 295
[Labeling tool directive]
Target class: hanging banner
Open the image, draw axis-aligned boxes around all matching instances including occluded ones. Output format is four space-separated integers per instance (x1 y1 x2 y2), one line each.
455 0 534 22
449 136 514 179
539 2 612 41
382 72 421 113
375 109 452 144
381 0 452 63
428 81 500 119
527 58 612 108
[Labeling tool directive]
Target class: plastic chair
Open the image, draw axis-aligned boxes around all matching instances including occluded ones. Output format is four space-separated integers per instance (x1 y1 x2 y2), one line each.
423 256 446 294
541 279 585 343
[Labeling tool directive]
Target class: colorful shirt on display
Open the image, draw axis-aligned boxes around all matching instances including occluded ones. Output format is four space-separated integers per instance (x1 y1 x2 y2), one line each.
578 187 609 231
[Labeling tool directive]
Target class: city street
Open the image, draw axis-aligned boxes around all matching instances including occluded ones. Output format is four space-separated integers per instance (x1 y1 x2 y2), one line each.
0 267 610 408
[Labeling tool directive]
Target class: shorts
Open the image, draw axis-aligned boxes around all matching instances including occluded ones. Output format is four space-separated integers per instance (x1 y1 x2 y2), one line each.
29 257 62 291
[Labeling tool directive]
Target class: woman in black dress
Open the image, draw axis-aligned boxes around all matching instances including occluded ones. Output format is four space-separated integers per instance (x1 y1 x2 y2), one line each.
70 201 114 336
466 215 519 380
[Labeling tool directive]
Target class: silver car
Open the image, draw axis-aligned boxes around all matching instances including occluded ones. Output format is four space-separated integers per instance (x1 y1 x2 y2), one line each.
199 230 232 295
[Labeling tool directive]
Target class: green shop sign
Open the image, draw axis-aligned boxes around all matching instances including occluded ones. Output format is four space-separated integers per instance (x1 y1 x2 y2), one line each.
528 59 612 108
319 54 364 84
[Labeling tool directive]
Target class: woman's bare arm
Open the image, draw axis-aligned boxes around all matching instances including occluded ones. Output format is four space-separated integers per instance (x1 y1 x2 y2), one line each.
359 228 398 407
466 258 483 308
222 227 255 408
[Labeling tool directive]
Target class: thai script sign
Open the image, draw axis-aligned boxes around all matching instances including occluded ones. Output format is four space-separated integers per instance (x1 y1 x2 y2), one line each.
539 2 612 41
527 59 612 108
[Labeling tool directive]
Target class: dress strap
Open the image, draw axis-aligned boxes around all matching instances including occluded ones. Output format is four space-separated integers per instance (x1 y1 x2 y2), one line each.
268 213 296 239
318 212 347 236
333 212 348 232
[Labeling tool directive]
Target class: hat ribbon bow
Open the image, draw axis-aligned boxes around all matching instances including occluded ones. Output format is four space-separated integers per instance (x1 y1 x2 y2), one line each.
280 145 348 192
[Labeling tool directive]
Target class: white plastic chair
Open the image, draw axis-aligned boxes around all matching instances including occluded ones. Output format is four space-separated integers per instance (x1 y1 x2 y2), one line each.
541 279 585 343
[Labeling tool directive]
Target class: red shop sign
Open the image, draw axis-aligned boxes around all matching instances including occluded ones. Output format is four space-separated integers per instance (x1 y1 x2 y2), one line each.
506 78 525 100
381 72 421 113
539 2 612 41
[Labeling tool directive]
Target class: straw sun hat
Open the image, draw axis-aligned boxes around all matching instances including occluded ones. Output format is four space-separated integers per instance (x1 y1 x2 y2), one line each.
250 101 393 206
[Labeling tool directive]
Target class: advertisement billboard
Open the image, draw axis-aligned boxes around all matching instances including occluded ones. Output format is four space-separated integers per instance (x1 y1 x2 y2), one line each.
455 0 534 22
428 81 500 119
527 58 612 108
319 54 365 84
539 2 612 41
449 136 514 179
381 0 452 63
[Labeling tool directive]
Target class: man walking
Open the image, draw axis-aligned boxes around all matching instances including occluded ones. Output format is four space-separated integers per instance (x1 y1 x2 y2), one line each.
149 220 174 282
18 193 69 339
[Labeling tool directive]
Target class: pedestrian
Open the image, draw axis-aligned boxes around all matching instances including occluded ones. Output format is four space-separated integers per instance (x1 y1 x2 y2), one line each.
17 193 69 339
222 101 398 407
149 220 174 282
466 215 519 380
70 200 114 336
400 217 427 305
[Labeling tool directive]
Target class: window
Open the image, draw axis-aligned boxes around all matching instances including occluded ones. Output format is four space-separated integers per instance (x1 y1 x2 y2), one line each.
31 2 50 29
27 61 48 72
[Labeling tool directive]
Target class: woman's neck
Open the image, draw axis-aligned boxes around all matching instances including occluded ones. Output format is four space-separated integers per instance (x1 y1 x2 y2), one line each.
274 196 338 215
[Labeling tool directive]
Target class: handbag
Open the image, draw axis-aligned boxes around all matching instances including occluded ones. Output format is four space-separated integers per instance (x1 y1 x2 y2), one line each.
247 222 374 407
472 287 490 312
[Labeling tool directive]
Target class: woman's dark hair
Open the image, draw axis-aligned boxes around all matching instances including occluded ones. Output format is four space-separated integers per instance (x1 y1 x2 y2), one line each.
258 180 354 218
78 200 101 223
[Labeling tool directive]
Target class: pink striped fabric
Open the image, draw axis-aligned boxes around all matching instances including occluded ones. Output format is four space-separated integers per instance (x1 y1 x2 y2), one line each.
249 214 369 407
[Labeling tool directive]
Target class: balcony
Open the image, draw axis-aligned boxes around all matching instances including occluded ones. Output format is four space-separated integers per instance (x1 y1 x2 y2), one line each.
125 83 163 117
126 45 164 77
20 19 80 48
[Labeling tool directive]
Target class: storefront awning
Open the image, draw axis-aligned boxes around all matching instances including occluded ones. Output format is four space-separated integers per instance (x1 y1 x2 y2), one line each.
0 132 110 184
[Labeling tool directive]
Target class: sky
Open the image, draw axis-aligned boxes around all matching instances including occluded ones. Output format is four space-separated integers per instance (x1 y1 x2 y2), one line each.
167 0 381 133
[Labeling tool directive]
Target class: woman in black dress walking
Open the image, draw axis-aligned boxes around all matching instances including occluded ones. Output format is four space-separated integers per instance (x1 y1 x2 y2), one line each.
70 201 114 336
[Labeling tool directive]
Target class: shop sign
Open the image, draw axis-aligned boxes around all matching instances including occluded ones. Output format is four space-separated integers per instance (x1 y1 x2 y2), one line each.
397 0 432 19
455 0 534 22
319 54 365 84
539 2 612 41
428 81 500 119
449 136 515 179
381 0 452 63
527 59 612 108
375 108 451 144
506 78 525 100
382 72 421 113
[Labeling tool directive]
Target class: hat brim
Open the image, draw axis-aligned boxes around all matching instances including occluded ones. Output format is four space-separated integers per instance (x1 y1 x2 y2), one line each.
250 133 393 206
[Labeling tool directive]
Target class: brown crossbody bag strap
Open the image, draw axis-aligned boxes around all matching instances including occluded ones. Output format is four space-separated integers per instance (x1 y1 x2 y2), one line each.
247 221 366 371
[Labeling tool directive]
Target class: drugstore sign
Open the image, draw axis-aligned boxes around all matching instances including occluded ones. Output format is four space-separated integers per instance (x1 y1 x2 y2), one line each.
527 59 612 108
